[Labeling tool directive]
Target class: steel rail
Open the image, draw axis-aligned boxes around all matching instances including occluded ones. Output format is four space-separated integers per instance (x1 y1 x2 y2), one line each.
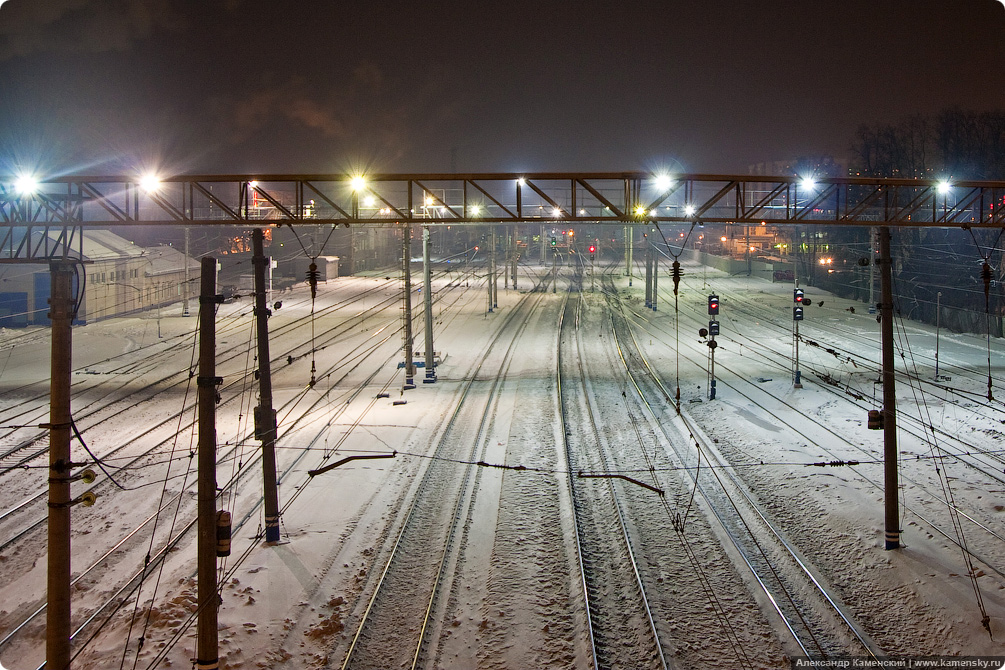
557 278 668 669
627 303 1005 581
0 282 407 548
339 282 548 670
554 288 599 669
4 275 486 664
629 290 1005 547
606 283 883 659
0 276 402 466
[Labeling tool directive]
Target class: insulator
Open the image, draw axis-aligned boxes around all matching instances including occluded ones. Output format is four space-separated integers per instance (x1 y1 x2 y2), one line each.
671 261 682 295
982 261 992 303
307 262 319 300
216 510 232 557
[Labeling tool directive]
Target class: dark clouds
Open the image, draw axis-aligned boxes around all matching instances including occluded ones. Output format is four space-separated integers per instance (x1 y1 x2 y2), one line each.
0 0 1004 176
0 0 183 61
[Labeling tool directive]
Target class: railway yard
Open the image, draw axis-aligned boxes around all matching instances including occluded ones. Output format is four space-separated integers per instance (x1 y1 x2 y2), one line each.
1 253 1004 668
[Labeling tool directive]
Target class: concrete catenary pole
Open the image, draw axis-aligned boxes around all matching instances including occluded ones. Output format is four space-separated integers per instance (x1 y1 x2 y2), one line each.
492 228 498 308
423 226 436 382
197 256 221 669
184 227 191 317
488 228 495 313
652 242 659 312
504 229 510 290
869 226 876 311
624 225 633 285
511 227 518 290
402 225 416 386
47 261 74 670
540 224 546 266
878 227 900 550
252 230 280 544
552 247 558 294
645 243 653 308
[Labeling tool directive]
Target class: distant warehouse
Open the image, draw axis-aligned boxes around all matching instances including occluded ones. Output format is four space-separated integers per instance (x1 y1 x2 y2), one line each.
0 230 198 327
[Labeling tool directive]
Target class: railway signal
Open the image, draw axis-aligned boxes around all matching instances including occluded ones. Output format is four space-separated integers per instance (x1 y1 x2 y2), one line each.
589 244 596 259
706 294 720 399
792 287 807 389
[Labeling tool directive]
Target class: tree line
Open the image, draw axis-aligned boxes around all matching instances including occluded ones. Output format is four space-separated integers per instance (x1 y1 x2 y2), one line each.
810 108 1005 337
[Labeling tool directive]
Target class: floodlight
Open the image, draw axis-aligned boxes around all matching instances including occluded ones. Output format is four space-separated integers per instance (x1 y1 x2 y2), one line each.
350 175 366 190
14 175 38 195
937 181 951 195
140 174 161 193
654 174 673 191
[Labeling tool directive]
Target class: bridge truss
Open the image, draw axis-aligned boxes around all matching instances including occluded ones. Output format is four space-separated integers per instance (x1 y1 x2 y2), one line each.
2 172 1004 262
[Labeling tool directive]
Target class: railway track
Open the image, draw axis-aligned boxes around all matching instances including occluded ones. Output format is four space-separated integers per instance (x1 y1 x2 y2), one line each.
622 276 1005 552
558 284 668 669
338 288 547 669
0 276 405 474
603 276 884 661
0 271 492 665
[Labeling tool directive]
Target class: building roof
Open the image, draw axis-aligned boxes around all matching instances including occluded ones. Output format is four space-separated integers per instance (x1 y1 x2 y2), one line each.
30 228 146 262
80 230 146 260
145 245 199 277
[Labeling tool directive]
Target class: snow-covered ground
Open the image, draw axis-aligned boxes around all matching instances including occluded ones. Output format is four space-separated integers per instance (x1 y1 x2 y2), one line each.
1 255 1004 669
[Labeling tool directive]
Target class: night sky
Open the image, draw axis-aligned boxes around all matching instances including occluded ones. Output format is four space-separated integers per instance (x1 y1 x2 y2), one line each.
1 0 1003 179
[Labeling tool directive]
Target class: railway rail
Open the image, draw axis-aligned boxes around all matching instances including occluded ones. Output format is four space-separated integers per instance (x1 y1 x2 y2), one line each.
338 286 547 669
602 275 884 660
557 280 668 669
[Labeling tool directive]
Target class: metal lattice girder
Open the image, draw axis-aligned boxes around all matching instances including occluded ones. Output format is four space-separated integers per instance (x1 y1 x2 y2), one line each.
0 224 85 263
1 173 1004 230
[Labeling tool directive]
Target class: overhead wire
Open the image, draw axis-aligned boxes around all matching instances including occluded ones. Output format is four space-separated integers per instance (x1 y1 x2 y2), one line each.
119 308 201 670
891 243 993 638
597 277 755 667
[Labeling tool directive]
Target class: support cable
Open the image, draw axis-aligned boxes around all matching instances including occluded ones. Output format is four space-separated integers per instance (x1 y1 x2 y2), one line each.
891 267 992 638
964 227 1005 402
653 220 697 411
69 418 125 490
120 314 202 670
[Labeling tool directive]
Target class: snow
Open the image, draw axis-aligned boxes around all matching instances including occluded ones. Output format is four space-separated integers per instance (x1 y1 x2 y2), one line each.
1 257 1004 669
